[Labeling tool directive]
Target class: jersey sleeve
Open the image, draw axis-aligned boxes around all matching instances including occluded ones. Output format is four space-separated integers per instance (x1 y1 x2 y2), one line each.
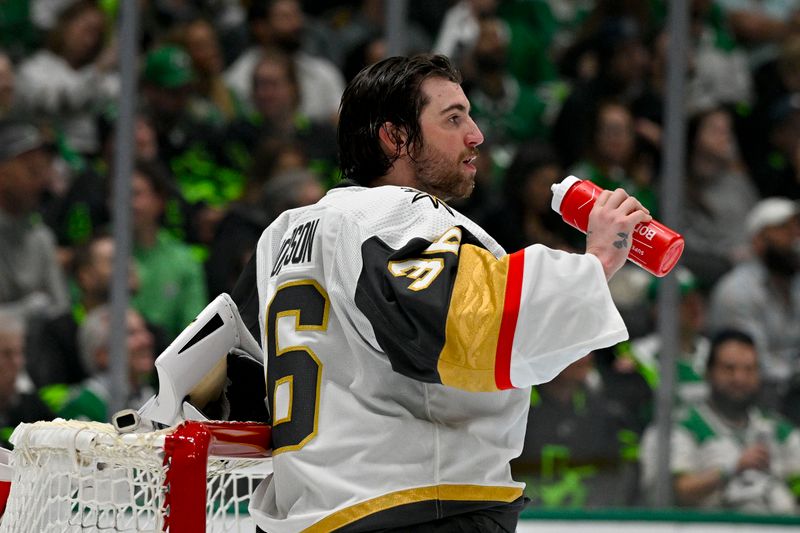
351 220 628 392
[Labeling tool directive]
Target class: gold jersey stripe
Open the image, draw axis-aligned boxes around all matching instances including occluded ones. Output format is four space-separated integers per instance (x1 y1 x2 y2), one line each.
303 484 523 532
437 244 509 392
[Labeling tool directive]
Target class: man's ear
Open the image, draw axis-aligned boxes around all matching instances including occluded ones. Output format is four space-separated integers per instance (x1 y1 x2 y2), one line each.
378 122 407 156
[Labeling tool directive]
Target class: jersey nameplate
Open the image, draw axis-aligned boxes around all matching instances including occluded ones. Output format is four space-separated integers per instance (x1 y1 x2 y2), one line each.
271 218 320 276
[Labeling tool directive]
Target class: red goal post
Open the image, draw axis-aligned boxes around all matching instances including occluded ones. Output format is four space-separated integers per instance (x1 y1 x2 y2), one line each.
0 419 272 533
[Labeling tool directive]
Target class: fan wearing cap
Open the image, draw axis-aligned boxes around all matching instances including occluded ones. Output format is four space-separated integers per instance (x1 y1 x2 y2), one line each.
0 120 69 321
709 197 800 406
141 44 198 134
140 44 235 214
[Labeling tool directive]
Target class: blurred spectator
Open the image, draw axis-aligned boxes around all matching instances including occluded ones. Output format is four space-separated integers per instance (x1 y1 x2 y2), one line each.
569 99 658 214
750 92 800 199
0 310 54 448
142 0 199 39
30 0 90 30
224 0 345 124
92 110 195 243
637 25 751 135
331 0 430 72
341 31 387 84
15 0 118 156
686 2 753 114
115 0 248 65
272 0 340 65
0 1 40 62
200 1 249 66
25 234 148 388
0 49 15 119
38 108 166 260
41 305 156 422
131 161 208 340
206 138 316 297
709 198 800 406
247 136 308 185
495 0 562 85
97 110 162 168
247 50 299 138
463 16 550 158
478 141 576 252
746 35 800 171
594 269 656 432
434 0 559 86
141 43 215 155
170 17 246 124
432 0 498 69
553 16 650 167
224 48 338 185
539 0 594 66
640 329 800 513
621 268 712 410
569 0 655 59
140 43 236 232
41 160 109 257
680 106 759 288
512 354 640 508
0 120 69 322
559 1 654 85
753 34 800 119
716 0 800 69
131 111 160 163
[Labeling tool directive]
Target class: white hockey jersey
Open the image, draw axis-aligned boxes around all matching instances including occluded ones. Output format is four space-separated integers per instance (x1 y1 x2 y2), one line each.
248 183 628 532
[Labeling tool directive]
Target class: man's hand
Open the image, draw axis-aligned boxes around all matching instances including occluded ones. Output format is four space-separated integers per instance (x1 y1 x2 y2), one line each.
737 442 770 472
586 188 652 280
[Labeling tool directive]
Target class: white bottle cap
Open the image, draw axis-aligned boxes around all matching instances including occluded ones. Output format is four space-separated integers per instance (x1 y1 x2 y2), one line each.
550 175 582 215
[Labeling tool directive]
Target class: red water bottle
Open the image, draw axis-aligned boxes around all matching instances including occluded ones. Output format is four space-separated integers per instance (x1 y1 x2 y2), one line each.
551 175 684 277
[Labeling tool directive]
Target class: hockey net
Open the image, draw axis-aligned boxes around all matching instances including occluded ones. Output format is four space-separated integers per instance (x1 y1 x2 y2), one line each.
0 419 272 533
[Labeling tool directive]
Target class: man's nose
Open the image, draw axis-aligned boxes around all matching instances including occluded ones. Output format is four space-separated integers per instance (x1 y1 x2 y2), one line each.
465 119 484 147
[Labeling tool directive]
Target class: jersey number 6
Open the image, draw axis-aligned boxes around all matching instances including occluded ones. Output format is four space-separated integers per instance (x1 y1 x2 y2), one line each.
266 280 329 454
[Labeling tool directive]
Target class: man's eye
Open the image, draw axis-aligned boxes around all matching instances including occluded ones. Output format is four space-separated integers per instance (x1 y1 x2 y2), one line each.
449 115 461 124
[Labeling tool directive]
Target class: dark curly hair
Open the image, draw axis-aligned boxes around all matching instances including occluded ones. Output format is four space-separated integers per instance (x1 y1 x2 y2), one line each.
337 54 462 185
706 328 757 372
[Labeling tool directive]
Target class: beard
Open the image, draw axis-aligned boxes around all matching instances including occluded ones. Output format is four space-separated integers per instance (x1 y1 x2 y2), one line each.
763 243 799 278
273 34 303 54
710 387 758 421
410 142 477 201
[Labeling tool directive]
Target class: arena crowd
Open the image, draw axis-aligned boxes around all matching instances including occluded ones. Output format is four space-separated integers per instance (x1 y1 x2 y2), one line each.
2 0 800 515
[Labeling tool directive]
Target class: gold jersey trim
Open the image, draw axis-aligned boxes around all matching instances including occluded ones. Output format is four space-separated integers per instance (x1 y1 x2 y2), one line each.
437 245 508 392
303 484 523 532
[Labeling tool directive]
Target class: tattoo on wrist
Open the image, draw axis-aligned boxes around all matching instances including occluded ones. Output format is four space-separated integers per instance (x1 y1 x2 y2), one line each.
613 232 629 249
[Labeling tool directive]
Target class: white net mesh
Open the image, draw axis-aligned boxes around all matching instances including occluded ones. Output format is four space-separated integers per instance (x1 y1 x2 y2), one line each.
0 420 270 533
